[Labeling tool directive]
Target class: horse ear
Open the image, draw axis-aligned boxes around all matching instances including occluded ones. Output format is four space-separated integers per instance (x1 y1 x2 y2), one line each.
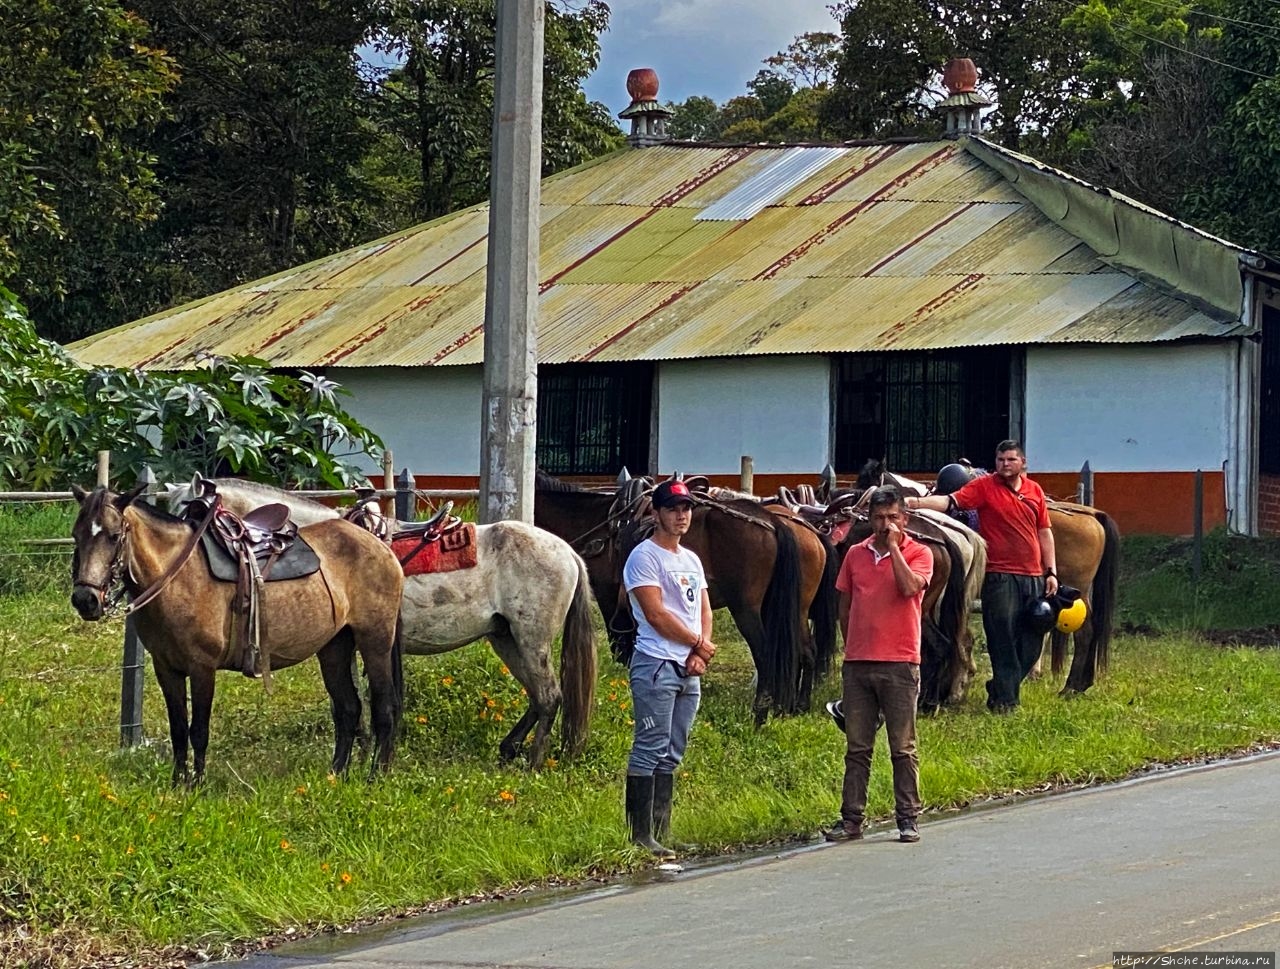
71 484 89 504
115 483 147 509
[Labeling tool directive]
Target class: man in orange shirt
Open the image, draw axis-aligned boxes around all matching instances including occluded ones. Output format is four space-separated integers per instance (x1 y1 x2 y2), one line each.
907 440 1058 713
826 486 933 844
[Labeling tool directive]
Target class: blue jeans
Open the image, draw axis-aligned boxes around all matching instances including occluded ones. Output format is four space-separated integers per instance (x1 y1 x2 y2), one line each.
982 571 1046 708
627 651 701 775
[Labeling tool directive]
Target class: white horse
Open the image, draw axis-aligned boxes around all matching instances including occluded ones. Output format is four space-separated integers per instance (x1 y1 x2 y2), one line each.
168 478 596 765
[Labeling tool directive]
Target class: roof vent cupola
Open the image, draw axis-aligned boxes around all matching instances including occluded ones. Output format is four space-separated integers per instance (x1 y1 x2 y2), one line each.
938 58 993 137
619 68 673 147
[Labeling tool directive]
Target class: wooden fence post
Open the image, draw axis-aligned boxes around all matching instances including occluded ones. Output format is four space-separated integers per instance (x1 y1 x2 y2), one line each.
381 449 395 518
1192 468 1204 585
1077 460 1093 506
740 455 754 494
395 467 414 522
96 451 110 488
119 465 153 748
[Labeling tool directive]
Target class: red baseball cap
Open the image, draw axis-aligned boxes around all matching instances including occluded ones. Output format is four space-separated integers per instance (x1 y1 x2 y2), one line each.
652 479 694 509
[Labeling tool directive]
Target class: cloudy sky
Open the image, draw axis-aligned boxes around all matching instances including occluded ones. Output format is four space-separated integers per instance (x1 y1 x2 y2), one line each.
580 0 841 112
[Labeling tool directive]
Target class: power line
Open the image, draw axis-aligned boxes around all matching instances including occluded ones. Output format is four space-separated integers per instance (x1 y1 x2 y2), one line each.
1138 0 1280 38
1119 22 1278 77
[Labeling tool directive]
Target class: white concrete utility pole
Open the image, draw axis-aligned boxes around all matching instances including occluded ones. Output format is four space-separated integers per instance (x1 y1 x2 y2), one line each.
479 0 544 524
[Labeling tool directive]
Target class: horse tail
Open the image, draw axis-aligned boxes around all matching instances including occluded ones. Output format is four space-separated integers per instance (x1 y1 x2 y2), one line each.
559 553 598 757
761 518 803 714
810 532 840 682
392 612 405 724
932 537 969 708
1089 510 1121 674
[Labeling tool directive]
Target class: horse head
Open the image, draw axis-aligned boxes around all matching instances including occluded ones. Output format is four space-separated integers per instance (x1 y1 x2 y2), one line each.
69 484 144 621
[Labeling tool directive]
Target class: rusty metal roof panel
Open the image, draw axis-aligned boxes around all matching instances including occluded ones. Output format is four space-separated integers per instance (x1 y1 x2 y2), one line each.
70 139 1250 371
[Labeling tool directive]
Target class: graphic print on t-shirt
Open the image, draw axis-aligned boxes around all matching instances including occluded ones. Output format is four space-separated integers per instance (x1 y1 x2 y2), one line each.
671 571 701 609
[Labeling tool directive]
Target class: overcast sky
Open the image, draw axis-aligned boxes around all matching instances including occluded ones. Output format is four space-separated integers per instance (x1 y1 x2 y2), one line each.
580 0 841 112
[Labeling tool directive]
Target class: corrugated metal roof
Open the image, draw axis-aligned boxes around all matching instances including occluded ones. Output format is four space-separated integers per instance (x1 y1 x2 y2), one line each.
69 140 1252 371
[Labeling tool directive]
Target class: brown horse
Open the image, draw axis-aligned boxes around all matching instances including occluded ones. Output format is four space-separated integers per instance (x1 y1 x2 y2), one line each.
70 485 405 785
1046 501 1121 694
534 473 837 722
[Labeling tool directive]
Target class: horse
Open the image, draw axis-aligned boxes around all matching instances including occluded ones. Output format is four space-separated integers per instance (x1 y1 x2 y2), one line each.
168 478 596 766
533 472 836 723
854 460 1119 695
69 485 405 786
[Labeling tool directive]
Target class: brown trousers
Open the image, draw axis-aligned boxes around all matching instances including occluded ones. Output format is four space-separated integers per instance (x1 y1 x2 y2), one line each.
839 660 921 826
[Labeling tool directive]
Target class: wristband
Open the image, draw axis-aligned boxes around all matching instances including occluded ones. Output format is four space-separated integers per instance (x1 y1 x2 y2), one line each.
1044 569 1056 578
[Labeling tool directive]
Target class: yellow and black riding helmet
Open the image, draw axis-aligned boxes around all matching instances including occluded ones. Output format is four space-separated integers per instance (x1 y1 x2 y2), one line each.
1051 586 1088 634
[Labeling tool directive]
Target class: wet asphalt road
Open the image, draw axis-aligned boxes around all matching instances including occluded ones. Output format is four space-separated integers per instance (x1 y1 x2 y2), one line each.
232 752 1280 969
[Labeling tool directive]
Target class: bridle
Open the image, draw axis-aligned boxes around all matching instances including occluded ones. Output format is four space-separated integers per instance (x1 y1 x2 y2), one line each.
72 519 133 618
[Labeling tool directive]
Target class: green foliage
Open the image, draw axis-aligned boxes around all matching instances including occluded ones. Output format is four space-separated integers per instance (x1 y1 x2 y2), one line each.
1119 530 1280 632
372 0 624 220
0 287 382 490
0 0 177 342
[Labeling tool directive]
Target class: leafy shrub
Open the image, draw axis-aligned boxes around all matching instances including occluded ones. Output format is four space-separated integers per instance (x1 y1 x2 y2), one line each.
0 286 383 489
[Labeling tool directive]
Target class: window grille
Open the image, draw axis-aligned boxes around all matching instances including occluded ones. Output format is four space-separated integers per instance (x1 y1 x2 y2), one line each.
537 363 652 475
833 349 1011 473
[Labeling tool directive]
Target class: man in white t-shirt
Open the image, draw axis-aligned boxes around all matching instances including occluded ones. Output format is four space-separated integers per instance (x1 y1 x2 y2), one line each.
622 478 716 858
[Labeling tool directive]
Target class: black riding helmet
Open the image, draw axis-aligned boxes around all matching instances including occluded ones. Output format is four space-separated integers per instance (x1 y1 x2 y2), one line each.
934 462 976 496
1024 596 1057 635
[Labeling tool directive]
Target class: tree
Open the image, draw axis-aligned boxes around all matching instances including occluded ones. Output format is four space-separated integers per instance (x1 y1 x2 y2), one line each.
764 32 840 89
821 0 1091 147
371 0 623 220
0 0 176 342
747 70 795 117
128 0 381 313
666 95 723 141
821 0 950 139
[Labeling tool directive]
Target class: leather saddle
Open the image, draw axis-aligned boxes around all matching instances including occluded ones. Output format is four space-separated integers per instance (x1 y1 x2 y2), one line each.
182 480 320 583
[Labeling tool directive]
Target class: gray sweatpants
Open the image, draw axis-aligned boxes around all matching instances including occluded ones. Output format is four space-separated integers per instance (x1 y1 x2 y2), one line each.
627 651 701 775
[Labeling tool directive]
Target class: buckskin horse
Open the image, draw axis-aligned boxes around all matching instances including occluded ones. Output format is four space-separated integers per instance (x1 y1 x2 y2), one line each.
534 472 837 723
70 485 405 785
168 478 596 766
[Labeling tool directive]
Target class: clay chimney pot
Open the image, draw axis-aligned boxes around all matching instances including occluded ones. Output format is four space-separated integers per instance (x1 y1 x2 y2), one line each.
942 58 978 95
626 68 660 102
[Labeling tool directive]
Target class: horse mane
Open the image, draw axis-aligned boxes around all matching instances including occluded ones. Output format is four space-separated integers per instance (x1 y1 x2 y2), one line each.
856 458 887 491
534 469 585 492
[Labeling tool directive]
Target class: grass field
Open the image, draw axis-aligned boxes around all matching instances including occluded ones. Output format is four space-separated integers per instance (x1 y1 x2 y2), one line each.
3 503 1280 967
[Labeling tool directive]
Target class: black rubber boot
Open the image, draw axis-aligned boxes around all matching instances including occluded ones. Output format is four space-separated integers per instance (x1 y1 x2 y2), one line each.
653 772 675 843
625 774 675 859
653 772 695 853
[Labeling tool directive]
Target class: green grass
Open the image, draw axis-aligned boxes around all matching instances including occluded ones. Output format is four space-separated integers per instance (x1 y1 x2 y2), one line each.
5 514 1280 966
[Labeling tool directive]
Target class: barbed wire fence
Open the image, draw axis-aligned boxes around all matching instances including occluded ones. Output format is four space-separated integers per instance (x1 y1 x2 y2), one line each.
0 451 478 749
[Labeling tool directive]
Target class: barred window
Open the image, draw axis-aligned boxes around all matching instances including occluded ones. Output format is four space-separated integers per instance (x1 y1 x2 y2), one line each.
537 363 652 475
834 349 1011 473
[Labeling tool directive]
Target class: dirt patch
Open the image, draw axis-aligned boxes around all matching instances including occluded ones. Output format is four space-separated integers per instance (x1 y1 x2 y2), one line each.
1201 626 1280 648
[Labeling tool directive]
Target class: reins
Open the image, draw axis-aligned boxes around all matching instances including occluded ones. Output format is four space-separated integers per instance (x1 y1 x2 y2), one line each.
114 498 219 617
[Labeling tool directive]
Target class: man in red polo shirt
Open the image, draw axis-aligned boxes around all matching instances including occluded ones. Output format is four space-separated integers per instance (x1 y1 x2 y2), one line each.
825 485 933 844
907 440 1058 713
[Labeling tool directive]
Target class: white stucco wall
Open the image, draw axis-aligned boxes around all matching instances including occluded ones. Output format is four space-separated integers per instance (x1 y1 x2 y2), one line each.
1025 343 1233 472
337 366 481 475
656 356 831 475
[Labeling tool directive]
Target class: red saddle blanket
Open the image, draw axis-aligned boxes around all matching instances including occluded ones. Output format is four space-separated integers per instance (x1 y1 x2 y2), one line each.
392 523 478 576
